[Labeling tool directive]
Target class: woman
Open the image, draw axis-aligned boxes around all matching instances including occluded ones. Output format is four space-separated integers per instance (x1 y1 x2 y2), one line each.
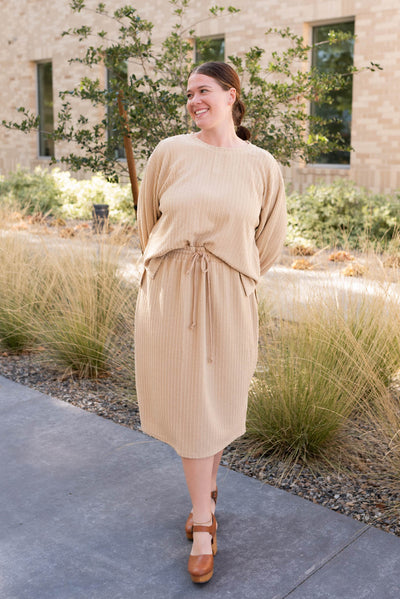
135 61 287 584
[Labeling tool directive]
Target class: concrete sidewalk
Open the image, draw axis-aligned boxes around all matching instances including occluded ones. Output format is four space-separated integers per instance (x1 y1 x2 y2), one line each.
0 375 399 599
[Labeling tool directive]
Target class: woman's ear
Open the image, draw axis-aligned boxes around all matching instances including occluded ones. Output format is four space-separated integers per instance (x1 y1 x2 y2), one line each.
228 87 237 106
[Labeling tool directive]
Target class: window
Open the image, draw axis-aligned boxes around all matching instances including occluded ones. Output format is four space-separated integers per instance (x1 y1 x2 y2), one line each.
106 61 128 160
195 36 225 63
37 62 54 157
311 21 354 165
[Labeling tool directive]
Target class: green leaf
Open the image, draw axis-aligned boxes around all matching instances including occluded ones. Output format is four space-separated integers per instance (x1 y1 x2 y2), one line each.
70 0 85 13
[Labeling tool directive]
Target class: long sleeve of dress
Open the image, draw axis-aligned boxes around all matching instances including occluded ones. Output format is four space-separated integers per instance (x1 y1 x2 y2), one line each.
255 159 287 276
137 146 163 252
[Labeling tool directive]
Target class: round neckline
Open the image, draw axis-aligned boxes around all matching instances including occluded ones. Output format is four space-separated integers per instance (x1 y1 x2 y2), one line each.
189 133 252 150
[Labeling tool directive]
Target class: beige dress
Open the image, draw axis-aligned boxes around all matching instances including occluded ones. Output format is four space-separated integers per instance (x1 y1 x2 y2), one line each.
134 134 287 458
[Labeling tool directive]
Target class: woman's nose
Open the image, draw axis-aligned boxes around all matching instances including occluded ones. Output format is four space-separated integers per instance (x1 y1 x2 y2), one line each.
190 93 201 104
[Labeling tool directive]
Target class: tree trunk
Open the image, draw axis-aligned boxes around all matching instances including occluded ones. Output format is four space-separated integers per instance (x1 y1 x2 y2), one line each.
117 91 139 212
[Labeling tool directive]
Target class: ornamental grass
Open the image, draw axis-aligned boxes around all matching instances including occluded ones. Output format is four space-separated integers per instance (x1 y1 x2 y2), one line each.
40 243 133 378
0 234 53 352
0 231 137 378
246 283 400 466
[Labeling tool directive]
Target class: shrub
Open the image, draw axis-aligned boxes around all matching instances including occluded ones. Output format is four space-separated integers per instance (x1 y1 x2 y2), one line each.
0 167 135 222
51 169 134 221
286 179 399 249
0 167 62 216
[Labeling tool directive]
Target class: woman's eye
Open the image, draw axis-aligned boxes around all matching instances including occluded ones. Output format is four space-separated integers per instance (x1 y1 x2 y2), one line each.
186 89 208 99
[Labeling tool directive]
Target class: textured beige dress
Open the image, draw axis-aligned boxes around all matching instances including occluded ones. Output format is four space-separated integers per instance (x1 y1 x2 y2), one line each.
135 133 287 458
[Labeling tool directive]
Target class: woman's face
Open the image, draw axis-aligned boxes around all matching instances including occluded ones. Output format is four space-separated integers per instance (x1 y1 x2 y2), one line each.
186 73 236 132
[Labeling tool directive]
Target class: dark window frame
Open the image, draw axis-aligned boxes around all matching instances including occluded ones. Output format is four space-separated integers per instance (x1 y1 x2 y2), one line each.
310 20 355 166
36 61 54 158
195 35 225 64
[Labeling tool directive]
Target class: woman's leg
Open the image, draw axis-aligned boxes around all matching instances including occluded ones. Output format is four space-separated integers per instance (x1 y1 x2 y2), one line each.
182 455 214 555
211 449 223 497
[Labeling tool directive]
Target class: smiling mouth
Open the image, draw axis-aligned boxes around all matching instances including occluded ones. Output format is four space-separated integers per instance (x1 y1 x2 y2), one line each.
194 109 208 116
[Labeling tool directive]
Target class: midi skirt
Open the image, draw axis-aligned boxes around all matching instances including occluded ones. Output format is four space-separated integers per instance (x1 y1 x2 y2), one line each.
134 246 259 458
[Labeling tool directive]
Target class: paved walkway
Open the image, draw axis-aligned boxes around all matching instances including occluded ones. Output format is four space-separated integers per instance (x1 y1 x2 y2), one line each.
1 375 399 599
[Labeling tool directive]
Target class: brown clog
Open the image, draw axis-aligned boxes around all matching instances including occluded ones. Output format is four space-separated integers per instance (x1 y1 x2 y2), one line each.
187 513 218 583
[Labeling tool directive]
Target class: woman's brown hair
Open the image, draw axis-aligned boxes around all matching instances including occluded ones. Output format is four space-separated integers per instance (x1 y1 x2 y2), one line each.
189 61 251 141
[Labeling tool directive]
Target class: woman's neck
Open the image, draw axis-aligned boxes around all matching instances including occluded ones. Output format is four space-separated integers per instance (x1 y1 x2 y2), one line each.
195 125 247 148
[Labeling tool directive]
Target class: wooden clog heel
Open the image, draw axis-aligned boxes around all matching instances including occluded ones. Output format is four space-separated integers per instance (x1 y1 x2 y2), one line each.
187 514 218 584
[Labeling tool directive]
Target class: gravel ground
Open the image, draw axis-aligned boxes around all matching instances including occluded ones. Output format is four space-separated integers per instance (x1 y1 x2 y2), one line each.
1 351 399 538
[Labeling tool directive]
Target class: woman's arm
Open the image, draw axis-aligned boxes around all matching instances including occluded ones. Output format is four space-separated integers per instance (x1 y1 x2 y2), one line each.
137 145 163 252
255 159 287 276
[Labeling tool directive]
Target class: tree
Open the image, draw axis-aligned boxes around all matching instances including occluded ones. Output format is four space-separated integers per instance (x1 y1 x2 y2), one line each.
2 0 381 210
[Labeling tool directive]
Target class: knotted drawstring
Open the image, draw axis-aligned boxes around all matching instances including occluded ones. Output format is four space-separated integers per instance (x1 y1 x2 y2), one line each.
186 247 214 363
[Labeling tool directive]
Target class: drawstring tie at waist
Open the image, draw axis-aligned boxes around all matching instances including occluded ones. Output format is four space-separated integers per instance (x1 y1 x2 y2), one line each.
186 247 214 363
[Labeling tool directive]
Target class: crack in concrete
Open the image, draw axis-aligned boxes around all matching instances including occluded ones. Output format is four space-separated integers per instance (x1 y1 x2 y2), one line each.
272 523 372 599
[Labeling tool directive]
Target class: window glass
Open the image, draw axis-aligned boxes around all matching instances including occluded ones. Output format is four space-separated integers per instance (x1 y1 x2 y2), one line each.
37 62 54 157
106 61 128 160
195 37 225 63
311 21 354 165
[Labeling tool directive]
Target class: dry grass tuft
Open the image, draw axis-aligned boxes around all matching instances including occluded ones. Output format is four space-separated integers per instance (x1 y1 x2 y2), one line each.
58 227 76 238
288 243 316 256
26 212 50 225
329 250 354 262
291 258 313 270
342 262 366 277
52 217 67 227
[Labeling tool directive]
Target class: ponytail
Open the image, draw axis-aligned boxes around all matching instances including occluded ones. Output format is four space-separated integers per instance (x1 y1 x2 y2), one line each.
232 98 251 140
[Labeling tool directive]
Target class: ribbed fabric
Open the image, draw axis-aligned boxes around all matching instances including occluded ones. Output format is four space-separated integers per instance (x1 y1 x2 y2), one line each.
135 133 287 458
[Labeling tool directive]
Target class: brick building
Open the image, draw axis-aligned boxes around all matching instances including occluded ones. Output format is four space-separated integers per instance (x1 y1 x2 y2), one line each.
1 0 399 192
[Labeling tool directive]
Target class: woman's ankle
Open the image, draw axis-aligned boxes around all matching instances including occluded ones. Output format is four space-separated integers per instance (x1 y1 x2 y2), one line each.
192 512 212 527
